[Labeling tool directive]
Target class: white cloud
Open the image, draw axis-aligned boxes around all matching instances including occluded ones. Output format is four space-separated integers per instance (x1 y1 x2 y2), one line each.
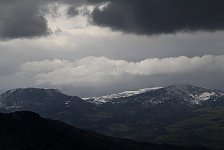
20 55 224 87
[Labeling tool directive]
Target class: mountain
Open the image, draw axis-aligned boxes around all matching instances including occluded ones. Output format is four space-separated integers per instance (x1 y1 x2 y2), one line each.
0 88 96 127
0 84 224 149
86 84 224 149
0 88 89 110
0 111 206 150
85 84 224 105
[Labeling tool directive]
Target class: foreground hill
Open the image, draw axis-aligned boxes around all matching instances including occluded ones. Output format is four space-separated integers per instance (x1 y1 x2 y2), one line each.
0 84 223 149
0 111 206 150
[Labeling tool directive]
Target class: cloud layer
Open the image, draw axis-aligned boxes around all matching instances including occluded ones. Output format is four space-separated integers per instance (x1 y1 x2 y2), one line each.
91 0 224 35
2 0 224 40
20 55 224 87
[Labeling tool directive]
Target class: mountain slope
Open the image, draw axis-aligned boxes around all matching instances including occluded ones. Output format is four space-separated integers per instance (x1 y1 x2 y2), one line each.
155 107 224 150
0 111 206 150
86 84 224 105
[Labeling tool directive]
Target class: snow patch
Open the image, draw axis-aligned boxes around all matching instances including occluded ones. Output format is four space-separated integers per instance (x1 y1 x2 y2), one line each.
6 106 21 110
65 100 71 107
6 89 17 94
198 92 215 101
190 92 216 104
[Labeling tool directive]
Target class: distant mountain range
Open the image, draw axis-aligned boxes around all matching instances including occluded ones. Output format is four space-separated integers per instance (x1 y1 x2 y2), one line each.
0 84 224 150
84 84 223 105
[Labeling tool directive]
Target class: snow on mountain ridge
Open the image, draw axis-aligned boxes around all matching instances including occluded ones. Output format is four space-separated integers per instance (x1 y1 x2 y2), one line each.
83 87 163 104
84 85 224 105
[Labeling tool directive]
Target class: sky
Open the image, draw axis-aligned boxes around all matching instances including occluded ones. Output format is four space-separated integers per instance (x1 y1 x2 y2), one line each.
0 0 224 97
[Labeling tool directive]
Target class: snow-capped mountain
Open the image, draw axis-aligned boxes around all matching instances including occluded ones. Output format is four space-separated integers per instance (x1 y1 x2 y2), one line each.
83 87 163 104
164 84 224 104
1 85 223 110
83 84 224 105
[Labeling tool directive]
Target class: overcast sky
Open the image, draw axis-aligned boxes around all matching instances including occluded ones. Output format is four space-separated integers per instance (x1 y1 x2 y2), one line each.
0 0 224 97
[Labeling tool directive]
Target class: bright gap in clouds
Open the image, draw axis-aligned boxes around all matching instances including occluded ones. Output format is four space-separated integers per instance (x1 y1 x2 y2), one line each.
44 3 91 31
41 2 120 49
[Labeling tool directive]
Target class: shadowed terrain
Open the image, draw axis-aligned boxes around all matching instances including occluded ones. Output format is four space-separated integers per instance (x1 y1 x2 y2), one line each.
0 111 208 150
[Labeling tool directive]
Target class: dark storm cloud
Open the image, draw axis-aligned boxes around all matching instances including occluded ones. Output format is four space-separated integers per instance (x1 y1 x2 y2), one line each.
91 0 224 35
0 0 89 40
0 0 54 40
0 0 103 40
2 0 224 39
0 0 51 40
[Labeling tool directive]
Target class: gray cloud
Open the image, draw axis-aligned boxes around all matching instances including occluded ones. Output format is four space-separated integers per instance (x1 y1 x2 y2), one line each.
91 0 224 35
20 55 224 84
0 0 91 40
8 55 222 96
3 0 224 40
0 0 52 40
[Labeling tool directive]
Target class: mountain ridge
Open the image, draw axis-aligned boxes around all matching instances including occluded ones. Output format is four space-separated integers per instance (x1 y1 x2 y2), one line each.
83 84 224 105
1 84 223 105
